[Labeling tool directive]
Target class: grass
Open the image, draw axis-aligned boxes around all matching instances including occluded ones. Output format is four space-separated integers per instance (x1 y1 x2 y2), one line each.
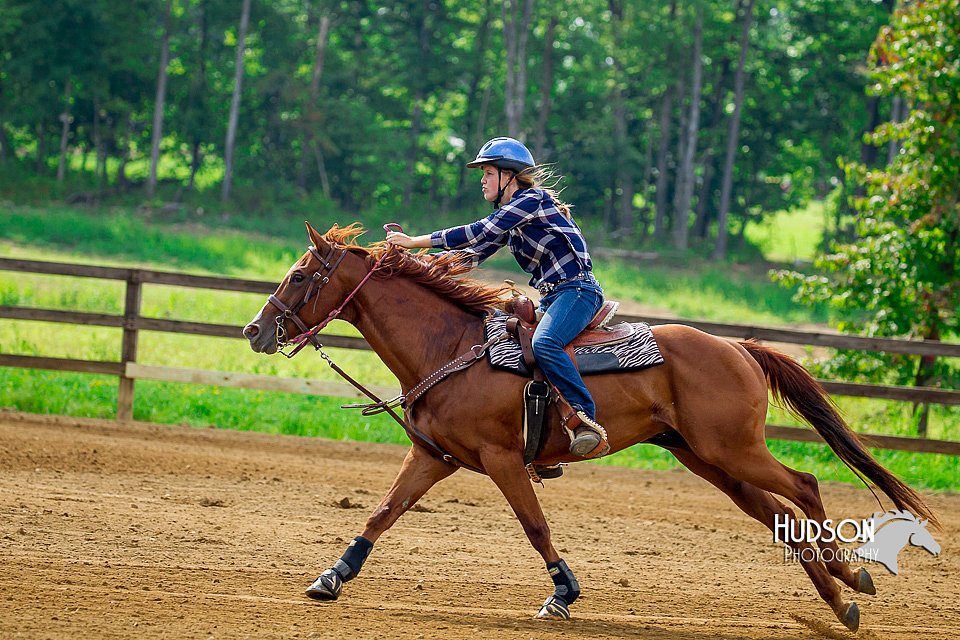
1 201 957 492
744 200 829 264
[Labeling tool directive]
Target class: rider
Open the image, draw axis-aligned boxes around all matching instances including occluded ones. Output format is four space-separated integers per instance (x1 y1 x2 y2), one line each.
385 136 609 459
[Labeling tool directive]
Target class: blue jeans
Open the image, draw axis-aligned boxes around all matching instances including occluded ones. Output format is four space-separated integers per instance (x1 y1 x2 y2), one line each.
532 278 604 419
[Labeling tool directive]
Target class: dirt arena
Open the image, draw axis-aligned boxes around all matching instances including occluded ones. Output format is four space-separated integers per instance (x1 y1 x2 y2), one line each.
1 412 957 639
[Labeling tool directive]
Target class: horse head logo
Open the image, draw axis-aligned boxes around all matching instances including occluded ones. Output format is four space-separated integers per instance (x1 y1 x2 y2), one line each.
853 509 941 575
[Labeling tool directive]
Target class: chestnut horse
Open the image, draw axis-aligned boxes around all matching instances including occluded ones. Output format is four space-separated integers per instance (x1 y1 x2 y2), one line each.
243 223 936 632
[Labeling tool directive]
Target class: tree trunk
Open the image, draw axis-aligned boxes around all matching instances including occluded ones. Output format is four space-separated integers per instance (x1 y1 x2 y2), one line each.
637 125 654 240
612 88 633 238
298 13 332 194
147 0 174 196
693 55 732 240
403 3 432 208
653 86 674 240
403 92 424 207
533 16 557 160
672 7 704 251
187 0 209 193
0 116 9 163
609 1 633 239
912 322 940 438
886 95 905 165
222 0 252 202
116 115 133 190
714 0 755 260
503 0 534 139
693 153 716 239
859 96 882 168
93 99 106 188
456 0 493 202
56 78 73 182
35 123 46 174
653 0 679 241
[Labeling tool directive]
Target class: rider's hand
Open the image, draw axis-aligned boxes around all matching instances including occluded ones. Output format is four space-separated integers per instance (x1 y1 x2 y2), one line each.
386 231 415 249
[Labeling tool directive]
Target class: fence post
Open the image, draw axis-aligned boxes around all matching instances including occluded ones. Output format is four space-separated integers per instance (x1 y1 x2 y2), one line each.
117 270 142 421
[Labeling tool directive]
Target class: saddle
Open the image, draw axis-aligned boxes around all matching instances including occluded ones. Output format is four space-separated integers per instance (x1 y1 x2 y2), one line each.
504 296 625 341
502 296 633 367
501 295 624 481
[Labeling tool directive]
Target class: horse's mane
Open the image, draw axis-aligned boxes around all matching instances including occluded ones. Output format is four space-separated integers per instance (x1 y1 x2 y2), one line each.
323 223 511 314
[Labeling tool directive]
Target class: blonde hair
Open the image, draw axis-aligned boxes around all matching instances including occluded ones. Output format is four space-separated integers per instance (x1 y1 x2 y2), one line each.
514 165 573 219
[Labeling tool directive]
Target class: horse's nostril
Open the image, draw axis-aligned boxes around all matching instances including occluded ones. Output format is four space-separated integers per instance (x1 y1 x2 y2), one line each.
243 324 259 338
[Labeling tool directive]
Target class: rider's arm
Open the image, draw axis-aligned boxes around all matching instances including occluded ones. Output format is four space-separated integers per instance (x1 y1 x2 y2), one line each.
385 233 432 249
430 192 539 251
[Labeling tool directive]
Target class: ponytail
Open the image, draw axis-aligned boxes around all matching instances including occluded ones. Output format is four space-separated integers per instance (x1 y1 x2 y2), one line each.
515 165 573 219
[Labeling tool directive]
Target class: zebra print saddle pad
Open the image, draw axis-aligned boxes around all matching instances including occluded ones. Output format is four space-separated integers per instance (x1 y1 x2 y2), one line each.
484 312 665 377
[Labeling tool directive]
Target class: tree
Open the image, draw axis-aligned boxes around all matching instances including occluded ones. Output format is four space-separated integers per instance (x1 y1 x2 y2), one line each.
222 0 252 201
775 0 960 435
503 0 533 139
297 10 332 195
713 0 755 259
147 0 174 196
672 3 704 251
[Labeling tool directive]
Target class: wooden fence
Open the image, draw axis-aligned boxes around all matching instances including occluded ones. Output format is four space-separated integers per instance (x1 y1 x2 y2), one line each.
1 256 958 456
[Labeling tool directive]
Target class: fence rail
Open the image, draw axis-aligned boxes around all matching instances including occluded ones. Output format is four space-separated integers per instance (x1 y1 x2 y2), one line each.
1 257 957 455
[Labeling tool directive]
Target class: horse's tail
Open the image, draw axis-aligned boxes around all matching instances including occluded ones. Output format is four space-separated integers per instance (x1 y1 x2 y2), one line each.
739 339 940 529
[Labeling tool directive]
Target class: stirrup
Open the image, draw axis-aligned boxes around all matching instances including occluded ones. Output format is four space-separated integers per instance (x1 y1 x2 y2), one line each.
568 411 610 459
526 463 564 483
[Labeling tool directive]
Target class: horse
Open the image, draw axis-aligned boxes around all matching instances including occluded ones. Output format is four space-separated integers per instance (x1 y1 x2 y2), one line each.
854 509 941 575
242 222 938 632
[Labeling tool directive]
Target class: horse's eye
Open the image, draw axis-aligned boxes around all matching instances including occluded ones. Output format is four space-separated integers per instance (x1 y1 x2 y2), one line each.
291 272 305 284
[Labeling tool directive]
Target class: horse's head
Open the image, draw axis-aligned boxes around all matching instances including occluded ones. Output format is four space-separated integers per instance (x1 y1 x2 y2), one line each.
909 519 942 557
243 222 358 355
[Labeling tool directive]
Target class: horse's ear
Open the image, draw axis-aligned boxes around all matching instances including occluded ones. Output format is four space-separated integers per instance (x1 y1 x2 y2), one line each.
305 221 326 248
920 519 928 527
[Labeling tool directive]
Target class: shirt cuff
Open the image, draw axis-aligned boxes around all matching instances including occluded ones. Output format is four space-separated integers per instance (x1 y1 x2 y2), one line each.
430 231 447 249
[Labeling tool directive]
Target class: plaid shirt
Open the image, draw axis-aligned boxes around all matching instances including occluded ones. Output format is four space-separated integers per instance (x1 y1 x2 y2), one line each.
430 188 593 289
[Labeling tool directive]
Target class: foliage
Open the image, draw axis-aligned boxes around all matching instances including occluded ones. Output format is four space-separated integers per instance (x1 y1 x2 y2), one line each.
775 0 959 396
0 0 896 255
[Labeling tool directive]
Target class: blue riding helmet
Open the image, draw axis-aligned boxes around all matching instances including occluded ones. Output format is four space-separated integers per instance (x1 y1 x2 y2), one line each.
466 137 536 173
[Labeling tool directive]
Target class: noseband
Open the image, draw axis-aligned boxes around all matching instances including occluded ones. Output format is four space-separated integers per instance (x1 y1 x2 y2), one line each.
269 243 387 358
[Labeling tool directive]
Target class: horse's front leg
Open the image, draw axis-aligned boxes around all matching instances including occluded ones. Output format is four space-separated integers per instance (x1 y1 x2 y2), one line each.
305 445 457 600
480 445 581 621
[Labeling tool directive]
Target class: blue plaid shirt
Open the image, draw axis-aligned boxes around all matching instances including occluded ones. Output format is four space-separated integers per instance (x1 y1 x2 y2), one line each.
430 188 593 289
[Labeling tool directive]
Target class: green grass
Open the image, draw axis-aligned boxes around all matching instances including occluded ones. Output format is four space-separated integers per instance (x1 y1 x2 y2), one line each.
1 201 957 492
595 258 830 325
744 200 829 264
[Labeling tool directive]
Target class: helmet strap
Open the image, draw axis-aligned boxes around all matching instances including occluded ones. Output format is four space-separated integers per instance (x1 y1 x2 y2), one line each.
494 167 518 208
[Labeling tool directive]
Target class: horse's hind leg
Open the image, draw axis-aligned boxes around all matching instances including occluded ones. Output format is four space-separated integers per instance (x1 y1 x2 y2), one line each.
667 445 862 632
703 441 870 596
305 445 457 601
479 445 580 621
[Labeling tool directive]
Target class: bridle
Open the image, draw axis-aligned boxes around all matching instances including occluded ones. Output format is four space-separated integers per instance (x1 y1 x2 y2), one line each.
269 224 399 358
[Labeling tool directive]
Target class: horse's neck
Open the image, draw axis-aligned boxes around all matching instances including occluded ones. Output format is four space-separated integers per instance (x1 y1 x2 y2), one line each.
348 277 482 390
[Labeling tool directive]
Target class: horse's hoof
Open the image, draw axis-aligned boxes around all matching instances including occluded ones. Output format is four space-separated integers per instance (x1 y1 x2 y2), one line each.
306 569 343 601
856 568 876 595
837 601 860 632
536 595 570 620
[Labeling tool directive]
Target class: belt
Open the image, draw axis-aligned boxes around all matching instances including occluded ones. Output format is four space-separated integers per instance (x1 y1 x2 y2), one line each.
537 272 596 295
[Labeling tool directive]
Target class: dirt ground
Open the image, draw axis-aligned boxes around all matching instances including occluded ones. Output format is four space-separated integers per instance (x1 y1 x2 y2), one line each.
1 411 957 640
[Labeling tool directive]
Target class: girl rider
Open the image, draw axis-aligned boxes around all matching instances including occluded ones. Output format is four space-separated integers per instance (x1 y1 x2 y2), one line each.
386 137 609 459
